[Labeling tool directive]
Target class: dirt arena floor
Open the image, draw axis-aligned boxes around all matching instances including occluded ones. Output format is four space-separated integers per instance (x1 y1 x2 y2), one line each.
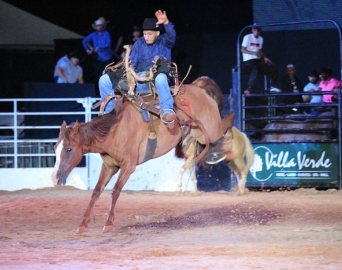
0 186 342 270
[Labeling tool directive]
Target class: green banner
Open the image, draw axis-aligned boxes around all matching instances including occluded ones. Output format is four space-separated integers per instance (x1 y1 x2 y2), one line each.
247 143 339 188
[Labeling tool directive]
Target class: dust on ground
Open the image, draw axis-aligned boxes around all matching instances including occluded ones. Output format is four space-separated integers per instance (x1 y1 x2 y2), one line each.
0 187 341 270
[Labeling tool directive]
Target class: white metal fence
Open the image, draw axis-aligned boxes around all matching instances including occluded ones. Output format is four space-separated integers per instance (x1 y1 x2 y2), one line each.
0 97 101 169
0 97 193 192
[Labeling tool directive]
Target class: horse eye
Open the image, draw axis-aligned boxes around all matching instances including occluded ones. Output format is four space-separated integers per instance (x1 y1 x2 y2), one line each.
66 148 72 152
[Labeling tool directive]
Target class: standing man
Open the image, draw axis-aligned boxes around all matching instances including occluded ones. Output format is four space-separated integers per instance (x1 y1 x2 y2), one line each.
82 17 123 84
241 24 279 95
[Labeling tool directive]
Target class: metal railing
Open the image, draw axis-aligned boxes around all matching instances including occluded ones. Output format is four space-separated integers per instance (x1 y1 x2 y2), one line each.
241 91 340 142
0 97 101 168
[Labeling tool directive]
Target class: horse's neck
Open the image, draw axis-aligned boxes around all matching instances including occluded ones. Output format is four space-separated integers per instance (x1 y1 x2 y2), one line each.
80 120 119 154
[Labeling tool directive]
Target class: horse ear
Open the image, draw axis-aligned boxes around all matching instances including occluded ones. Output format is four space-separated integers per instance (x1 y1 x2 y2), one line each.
72 121 80 134
60 121 67 134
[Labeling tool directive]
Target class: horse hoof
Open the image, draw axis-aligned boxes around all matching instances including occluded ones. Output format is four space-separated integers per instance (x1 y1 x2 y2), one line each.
76 225 88 234
237 188 249 196
102 225 115 233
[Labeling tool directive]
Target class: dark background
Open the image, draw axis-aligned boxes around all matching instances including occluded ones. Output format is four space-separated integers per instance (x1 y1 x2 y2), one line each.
2 0 253 36
2 0 341 101
0 0 253 102
254 0 342 30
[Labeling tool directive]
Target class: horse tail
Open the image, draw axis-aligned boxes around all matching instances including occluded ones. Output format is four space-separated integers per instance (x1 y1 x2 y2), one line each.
174 143 185 158
192 76 224 113
243 133 255 170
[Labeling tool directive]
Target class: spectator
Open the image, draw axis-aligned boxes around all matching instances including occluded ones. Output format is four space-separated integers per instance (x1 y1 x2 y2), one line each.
280 64 303 102
277 64 303 114
318 67 340 103
56 51 84 84
241 24 279 95
53 46 73 82
302 70 322 115
120 27 142 59
82 17 123 83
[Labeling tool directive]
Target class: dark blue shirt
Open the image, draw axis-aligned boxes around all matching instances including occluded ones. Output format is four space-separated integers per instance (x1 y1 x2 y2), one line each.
82 30 113 62
130 22 176 72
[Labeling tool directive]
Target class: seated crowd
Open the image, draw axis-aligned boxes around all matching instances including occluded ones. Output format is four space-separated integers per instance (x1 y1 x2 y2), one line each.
242 62 340 116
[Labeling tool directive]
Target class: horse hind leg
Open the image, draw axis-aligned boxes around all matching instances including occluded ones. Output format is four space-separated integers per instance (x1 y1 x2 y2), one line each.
177 166 186 195
177 160 198 195
236 172 248 196
229 161 249 196
178 141 198 195
189 165 198 195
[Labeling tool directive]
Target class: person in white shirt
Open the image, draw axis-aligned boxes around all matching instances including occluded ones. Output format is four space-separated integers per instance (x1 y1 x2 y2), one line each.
56 51 84 84
53 47 73 82
241 24 278 95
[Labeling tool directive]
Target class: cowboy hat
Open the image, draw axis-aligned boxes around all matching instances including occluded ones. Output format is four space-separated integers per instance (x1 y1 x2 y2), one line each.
92 17 109 28
140 18 161 31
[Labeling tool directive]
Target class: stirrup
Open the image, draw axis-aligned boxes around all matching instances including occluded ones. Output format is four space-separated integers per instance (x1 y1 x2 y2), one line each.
160 109 176 124
205 152 226 165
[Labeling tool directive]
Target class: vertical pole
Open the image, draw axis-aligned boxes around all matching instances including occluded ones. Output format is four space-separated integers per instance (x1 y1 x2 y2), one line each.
79 97 94 190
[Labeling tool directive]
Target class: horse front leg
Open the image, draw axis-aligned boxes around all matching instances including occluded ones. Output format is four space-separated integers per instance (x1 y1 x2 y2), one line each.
77 163 119 233
102 165 136 233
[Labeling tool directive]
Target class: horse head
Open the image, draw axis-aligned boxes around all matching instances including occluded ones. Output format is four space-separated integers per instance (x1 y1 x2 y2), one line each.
51 121 84 186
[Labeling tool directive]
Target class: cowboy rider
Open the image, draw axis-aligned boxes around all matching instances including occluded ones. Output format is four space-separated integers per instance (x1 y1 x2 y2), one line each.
98 10 176 126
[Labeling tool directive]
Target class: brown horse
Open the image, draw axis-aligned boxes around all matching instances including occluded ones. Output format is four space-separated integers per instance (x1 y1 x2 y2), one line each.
177 126 255 195
51 77 233 233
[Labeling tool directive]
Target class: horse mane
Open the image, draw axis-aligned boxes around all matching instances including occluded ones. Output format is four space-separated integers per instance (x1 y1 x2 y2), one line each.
191 76 224 113
65 98 126 145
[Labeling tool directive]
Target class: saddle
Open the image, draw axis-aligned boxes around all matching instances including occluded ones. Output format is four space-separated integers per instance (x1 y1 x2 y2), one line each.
92 45 233 163
92 45 192 125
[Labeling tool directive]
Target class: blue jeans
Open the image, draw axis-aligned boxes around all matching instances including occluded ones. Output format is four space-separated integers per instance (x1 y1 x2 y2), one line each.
136 72 174 111
98 74 115 113
98 72 174 114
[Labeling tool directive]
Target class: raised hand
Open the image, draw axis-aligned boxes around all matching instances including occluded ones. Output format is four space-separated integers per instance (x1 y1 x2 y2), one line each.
155 10 169 24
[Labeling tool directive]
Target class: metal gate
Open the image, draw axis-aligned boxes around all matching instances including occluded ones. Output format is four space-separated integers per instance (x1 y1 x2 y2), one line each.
233 20 342 189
